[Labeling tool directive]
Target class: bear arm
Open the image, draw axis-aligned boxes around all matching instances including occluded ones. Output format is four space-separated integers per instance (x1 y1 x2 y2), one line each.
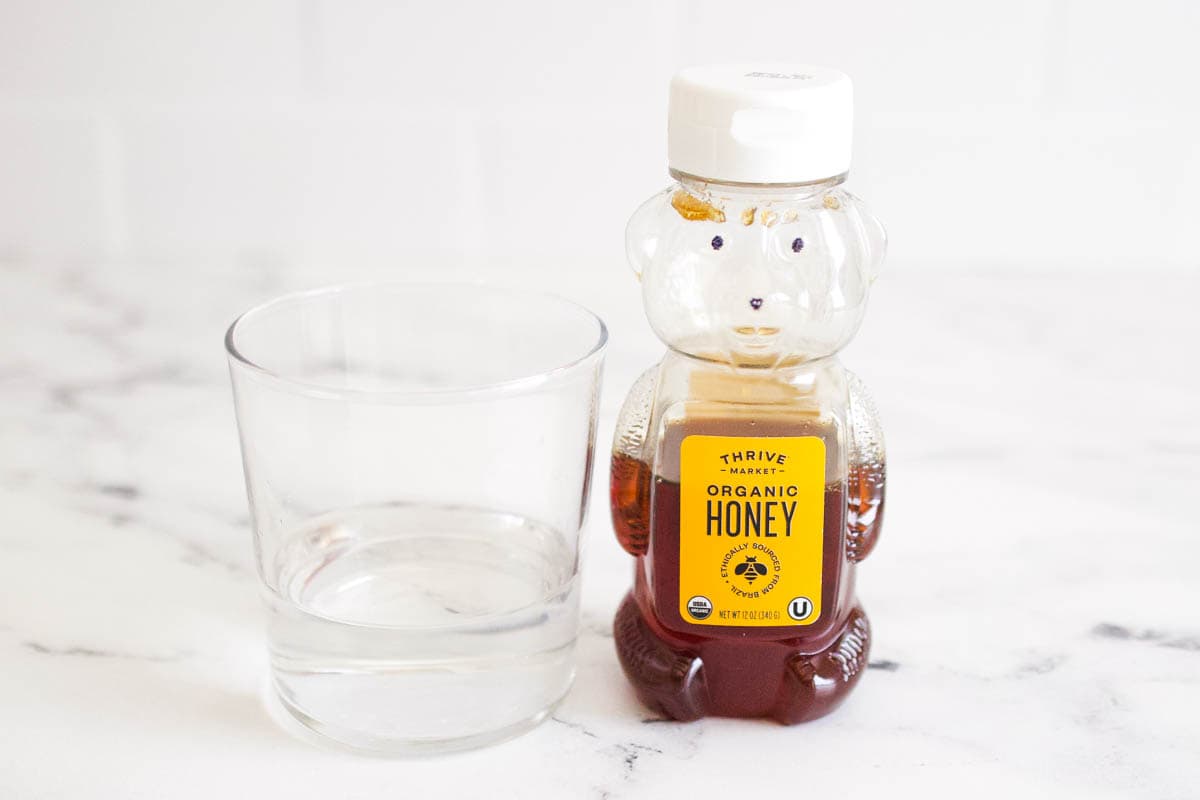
611 366 659 557
846 370 886 563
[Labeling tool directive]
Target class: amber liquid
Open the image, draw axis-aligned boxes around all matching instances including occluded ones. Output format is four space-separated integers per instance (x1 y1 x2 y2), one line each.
611 424 884 722
610 452 651 557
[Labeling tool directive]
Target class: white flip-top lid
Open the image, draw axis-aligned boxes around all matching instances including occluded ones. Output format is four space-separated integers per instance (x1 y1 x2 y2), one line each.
668 64 853 185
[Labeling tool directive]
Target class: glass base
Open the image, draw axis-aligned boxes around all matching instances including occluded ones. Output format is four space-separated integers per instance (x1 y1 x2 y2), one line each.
268 676 567 756
260 503 580 756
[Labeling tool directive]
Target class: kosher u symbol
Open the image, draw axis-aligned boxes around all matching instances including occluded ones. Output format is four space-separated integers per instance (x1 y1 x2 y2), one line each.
734 556 769 583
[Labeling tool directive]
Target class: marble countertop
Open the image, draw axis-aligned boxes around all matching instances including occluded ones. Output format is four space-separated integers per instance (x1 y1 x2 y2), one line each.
1 259 1197 799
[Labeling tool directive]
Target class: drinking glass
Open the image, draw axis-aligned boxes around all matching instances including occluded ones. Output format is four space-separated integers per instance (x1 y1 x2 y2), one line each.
225 283 607 754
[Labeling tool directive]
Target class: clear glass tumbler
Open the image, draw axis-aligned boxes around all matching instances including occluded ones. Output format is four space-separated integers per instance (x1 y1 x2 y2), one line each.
225 283 607 754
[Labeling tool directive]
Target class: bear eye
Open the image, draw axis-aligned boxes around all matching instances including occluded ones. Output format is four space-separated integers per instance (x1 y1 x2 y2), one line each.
711 235 724 251
791 237 805 253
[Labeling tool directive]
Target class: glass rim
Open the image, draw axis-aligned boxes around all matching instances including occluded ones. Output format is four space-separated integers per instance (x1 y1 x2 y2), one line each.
224 281 609 401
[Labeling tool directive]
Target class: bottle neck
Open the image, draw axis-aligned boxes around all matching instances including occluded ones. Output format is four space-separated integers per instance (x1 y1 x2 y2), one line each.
666 341 842 372
670 170 847 202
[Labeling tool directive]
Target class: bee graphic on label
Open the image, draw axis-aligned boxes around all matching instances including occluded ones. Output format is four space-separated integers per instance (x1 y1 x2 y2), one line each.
734 556 769 583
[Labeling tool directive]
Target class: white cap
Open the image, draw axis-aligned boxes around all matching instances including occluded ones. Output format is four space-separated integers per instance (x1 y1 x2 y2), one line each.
668 64 853 185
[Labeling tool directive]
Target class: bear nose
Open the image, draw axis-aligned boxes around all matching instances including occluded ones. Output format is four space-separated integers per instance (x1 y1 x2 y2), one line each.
749 297 763 310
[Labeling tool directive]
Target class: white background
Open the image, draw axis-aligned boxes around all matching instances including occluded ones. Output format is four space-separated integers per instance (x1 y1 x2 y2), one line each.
1 0 1198 277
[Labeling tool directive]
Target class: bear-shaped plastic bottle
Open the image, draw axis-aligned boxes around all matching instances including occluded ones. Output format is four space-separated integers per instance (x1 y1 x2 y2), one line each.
611 65 887 723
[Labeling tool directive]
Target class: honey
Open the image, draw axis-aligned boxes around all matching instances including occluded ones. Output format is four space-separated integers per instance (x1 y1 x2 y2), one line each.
610 63 888 724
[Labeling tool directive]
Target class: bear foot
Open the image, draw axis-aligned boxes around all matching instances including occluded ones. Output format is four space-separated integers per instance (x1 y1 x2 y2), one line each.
613 592 708 721
772 605 871 724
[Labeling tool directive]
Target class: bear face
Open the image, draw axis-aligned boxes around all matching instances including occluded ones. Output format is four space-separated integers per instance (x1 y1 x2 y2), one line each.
626 182 886 366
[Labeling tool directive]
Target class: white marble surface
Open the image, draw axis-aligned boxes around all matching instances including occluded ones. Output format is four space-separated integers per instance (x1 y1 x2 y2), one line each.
1 258 1198 799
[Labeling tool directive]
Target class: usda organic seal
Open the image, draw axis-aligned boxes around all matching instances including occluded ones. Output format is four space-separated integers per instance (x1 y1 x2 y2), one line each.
686 595 713 620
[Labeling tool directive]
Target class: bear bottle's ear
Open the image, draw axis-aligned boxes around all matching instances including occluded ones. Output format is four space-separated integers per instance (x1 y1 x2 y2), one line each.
625 193 664 280
859 206 888 284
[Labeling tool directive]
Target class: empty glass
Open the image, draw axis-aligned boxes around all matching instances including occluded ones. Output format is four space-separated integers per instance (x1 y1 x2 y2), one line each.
225 283 607 754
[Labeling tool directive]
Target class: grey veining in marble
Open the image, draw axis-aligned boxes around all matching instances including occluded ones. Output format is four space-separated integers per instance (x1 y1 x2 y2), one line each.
0 258 1197 799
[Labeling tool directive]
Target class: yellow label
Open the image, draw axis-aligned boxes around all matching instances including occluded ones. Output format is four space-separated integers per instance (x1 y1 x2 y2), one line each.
678 435 826 627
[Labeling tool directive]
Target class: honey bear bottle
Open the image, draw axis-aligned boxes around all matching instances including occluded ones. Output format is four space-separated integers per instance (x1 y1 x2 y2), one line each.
611 64 887 723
